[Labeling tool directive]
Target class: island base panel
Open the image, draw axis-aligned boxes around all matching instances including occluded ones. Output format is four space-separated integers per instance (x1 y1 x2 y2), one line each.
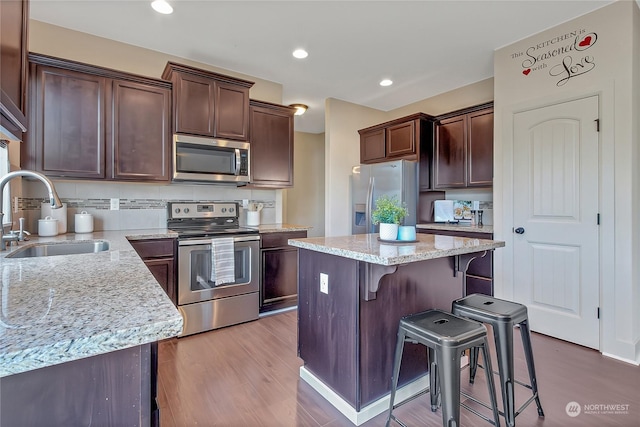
1 343 153 426
297 249 464 411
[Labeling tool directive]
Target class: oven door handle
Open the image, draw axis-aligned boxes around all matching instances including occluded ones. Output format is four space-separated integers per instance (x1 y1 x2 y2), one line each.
178 235 260 246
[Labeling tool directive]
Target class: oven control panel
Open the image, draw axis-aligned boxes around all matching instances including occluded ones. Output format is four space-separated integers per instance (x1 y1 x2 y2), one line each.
169 202 237 219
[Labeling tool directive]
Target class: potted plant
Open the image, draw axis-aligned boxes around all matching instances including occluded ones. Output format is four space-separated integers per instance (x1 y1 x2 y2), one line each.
371 195 408 240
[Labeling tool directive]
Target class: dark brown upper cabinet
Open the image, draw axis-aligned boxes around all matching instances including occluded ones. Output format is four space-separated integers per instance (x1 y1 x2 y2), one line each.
162 62 254 141
248 100 295 188
359 128 386 163
358 113 435 190
434 103 493 189
23 54 171 182
108 80 171 181
0 0 29 138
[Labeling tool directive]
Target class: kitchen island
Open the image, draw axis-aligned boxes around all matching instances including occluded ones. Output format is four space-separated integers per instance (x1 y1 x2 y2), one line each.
0 230 183 426
289 233 504 425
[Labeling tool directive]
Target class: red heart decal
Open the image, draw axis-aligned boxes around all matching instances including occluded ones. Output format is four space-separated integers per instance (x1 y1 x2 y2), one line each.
579 36 592 47
523 69 531 76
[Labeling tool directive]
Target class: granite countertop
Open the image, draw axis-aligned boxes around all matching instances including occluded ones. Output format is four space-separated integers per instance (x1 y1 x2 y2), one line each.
251 223 312 233
288 233 504 266
417 223 494 234
0 229 182 377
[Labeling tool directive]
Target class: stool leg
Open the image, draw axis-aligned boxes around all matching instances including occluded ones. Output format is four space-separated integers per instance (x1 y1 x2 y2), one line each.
469 346 479 384
519 320 545 417
428 347 440 411
437 347 461 427
481 338 501 427
386 328 407 427
493 321 516 427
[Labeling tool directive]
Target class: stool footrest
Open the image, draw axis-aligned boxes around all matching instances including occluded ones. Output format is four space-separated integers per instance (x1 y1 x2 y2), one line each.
473 362 535 390
389 388 430 411
460 400 500 426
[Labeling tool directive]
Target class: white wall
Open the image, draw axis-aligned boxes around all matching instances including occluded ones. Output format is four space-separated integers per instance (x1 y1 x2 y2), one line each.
494 0 640 363
29 21 281 102
324 99 388 236
284 132 325 237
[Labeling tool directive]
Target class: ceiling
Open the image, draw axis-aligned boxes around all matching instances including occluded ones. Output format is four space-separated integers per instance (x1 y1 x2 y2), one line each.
30 0 615 134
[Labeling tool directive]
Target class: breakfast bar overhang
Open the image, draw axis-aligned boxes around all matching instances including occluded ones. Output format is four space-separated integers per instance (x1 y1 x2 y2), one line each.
288 233 505 425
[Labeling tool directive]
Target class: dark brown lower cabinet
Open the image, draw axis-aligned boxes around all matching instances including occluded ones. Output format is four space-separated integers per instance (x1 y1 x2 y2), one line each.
417 228 493 296
129 238 177 305
1 343 157 427
260 230 307 313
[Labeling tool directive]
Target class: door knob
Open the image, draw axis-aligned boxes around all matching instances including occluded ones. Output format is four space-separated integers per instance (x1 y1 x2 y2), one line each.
514 227 525 234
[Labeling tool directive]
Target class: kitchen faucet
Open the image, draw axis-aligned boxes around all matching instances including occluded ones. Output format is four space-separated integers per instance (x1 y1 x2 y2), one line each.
0 170 63 251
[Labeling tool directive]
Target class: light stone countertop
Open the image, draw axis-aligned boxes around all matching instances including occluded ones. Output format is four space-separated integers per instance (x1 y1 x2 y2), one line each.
417 223 494 234
289 233 504 266
251 223 312 233
0 229 182 377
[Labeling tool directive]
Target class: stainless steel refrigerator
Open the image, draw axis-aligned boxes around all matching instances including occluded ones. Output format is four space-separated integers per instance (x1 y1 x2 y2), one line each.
351 159 418 234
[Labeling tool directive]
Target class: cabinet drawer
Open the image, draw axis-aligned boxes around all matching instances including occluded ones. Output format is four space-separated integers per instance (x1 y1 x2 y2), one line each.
129 238 175 259
261 231 307 249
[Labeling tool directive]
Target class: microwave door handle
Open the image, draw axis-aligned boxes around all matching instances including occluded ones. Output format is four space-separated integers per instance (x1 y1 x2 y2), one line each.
234 149 241 176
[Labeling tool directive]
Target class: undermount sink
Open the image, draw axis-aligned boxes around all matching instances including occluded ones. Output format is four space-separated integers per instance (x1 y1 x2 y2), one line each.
6 240 110 258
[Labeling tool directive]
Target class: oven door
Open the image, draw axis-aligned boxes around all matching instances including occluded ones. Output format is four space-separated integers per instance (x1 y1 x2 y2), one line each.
177 235 259 306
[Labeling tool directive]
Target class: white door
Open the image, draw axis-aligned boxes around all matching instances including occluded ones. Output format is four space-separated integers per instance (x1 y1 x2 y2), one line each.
513 96 600 349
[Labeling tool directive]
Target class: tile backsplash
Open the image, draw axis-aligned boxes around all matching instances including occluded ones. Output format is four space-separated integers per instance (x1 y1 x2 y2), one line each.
16 180 280 233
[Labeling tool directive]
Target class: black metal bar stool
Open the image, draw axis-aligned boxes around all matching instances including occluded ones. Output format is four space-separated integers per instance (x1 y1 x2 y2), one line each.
451 294 544 427
386 309 501 427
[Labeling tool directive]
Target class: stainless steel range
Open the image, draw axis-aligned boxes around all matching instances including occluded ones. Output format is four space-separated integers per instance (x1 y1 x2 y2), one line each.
168 202 260 336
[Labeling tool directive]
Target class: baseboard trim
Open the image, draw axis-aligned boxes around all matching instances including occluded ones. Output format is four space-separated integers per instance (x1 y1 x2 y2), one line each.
299 366 430 426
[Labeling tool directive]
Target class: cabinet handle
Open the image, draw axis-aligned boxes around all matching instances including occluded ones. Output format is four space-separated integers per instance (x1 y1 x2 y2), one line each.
514 227 525 234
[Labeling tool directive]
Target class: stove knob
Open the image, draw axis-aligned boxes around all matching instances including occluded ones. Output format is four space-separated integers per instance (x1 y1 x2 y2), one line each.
221 208 227 213
174 208 181 214
184 208 190 214
229 207 235 213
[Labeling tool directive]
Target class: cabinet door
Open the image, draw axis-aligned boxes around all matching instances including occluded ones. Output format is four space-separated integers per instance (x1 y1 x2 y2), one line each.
386 120 415 158
173 72 215 137
434 115 466 188
249 104 294 187
145 258 176 305
0 0 28 114
467 108 494 187
32 65 106 178
261 247 299 307
214 81 249 140
110 80 171 181
360 128 386 164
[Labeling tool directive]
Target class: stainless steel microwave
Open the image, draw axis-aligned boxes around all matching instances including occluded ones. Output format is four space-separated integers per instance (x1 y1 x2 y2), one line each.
172 134 250 184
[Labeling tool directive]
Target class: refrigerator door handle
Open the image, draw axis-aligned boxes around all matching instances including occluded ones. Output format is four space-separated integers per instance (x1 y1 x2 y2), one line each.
366 176 374 233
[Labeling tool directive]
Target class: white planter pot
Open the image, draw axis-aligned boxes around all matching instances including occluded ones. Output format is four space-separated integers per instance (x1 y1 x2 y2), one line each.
379 223 399 241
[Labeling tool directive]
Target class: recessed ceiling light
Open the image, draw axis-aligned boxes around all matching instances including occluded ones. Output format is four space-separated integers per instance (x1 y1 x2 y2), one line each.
293 49 309 59
151 0 173 14
379 79 393 87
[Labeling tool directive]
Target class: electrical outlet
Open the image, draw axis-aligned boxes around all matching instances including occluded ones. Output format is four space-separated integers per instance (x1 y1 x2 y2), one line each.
320 273 329 294
110 198 120 210
13 196 18 213
242 199 249 209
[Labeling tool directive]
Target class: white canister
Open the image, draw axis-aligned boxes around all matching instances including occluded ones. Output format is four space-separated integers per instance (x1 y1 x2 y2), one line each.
38 216 59 237
74 211 94 233
247 211 260 227
41 202 67 234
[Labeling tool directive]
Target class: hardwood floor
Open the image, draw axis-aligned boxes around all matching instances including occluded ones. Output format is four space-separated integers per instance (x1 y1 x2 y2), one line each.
158 310 640 426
